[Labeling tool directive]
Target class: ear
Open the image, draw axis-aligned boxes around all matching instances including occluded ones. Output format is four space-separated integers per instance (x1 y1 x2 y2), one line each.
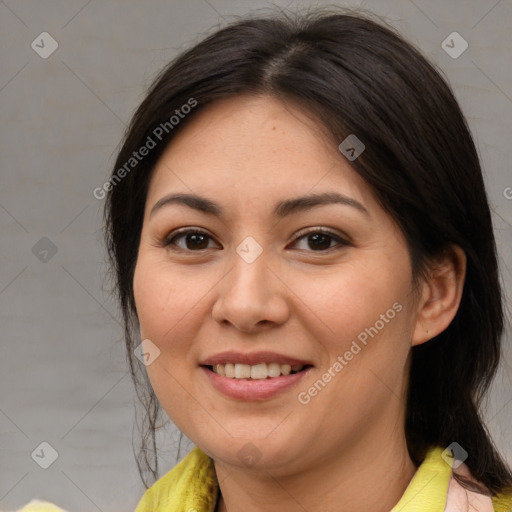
412 245 466 347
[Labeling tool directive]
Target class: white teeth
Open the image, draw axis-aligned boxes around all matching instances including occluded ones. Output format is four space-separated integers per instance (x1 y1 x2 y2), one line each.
250 363 268 380
267 363 281 378
234 363 251 379
225 363 235 378
211 362 304 379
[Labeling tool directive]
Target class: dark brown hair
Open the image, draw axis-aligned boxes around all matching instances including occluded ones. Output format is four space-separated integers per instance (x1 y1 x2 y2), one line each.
103 7 512 496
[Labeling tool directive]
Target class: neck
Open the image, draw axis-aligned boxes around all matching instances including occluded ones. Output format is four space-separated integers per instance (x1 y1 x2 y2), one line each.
214 434 418 512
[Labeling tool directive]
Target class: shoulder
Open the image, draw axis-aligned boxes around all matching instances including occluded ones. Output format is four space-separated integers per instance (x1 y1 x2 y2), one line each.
445 447 512 512
393 445 512 512
8 500 68 512
491 490 512 512
135 446 218 512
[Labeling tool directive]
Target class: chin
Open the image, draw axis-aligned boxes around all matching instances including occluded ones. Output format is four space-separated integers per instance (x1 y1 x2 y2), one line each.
194 429 307 473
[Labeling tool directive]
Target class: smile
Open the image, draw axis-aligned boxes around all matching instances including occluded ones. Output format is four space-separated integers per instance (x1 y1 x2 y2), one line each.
200 358 313 400
209 362 305 379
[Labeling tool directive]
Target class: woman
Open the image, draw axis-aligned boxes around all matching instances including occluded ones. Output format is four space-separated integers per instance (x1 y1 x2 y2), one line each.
17 7 512 512
106 8 512 512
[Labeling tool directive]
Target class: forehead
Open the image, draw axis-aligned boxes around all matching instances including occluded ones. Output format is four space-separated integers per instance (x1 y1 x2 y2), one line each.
145 94 372 212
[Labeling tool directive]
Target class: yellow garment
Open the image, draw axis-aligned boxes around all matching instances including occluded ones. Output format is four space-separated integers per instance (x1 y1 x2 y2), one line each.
134 445 512 512
12 500 67 512
10 446 512 511
135 447 218 512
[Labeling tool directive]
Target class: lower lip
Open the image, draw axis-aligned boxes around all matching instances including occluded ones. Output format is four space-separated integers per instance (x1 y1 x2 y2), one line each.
201 366 312 401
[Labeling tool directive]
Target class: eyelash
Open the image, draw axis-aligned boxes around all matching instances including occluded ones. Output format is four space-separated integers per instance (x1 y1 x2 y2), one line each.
161 227 350 253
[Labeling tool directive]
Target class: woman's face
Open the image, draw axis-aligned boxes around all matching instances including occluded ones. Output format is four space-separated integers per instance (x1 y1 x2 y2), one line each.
133 94 422 474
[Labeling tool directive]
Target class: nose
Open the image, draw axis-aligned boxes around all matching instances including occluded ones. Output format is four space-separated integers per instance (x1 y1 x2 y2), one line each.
211 250 290 334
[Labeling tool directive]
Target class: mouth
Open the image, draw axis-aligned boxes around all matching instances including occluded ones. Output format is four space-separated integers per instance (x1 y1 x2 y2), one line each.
199 352 314 400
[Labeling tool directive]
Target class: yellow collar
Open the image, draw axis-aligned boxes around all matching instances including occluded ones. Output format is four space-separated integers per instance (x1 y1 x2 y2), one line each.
134 445 512 512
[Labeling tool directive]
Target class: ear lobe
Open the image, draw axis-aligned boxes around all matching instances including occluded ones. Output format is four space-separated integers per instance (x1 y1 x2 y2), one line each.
412 245 466 347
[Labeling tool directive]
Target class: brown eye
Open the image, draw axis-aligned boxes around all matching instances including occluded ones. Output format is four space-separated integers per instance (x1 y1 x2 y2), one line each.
162 227 349 254
164 229 219 251
291 229 349 252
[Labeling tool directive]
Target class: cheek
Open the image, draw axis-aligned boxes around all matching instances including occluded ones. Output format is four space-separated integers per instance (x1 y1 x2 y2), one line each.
293 265 397 335
291 256 414 377
133 257 193 340
133 262 168 338
132 256 218 377
132 259 201 423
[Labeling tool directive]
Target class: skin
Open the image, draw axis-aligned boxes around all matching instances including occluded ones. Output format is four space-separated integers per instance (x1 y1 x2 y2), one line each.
133 94 466 512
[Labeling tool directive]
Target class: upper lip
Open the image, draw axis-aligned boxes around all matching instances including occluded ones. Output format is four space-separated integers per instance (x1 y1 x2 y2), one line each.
200 351 313 367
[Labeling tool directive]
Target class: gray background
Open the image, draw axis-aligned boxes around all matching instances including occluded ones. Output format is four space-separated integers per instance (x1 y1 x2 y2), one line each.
1 0 511 510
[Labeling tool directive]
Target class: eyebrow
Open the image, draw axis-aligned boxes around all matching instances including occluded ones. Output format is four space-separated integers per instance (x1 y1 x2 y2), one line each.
149 191 369 219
